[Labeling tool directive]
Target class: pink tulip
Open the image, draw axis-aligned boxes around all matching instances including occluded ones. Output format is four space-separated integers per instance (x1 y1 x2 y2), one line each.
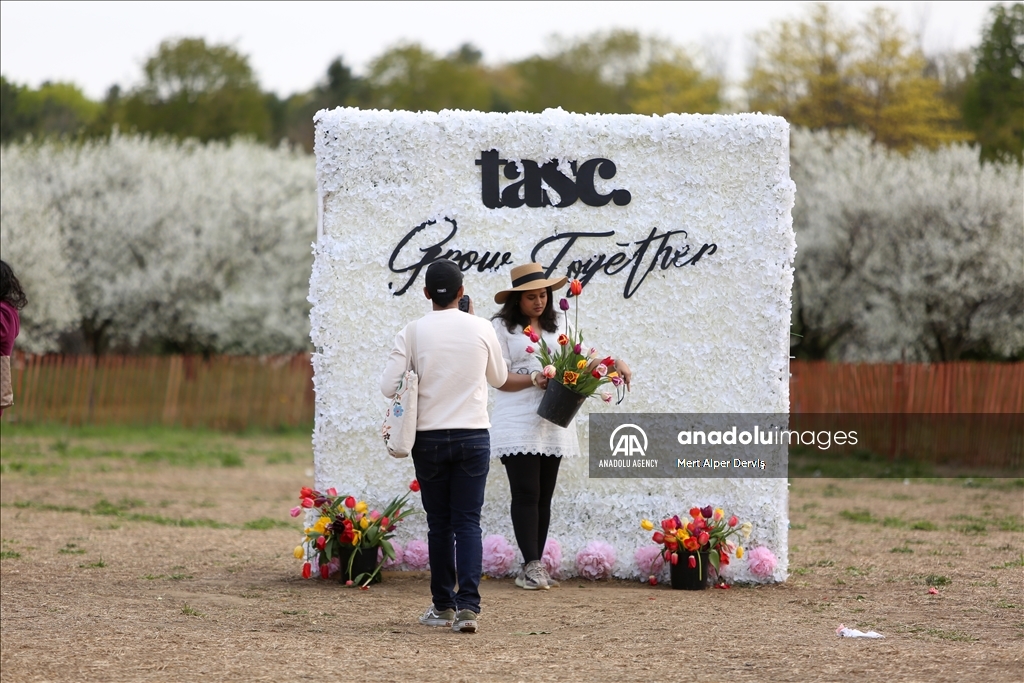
301 497 315 508
326 487 337 496
289 506 302 517
543 365 556 378
526 346 534 353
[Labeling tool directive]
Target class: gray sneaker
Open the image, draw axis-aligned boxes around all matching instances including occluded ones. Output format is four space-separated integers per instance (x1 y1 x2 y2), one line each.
537 563 560 588
419 604 456 627
451 609 478 633
516 560 549 590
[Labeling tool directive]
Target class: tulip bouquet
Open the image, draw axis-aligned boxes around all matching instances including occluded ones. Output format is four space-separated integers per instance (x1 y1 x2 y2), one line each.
529 278 623 402
640 505 752 580
291 480 421 586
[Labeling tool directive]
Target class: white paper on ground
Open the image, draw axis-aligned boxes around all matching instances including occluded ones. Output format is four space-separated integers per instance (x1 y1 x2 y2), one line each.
836 623 885 638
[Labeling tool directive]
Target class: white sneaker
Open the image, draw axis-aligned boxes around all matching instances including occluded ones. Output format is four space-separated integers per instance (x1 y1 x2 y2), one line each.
537 563 560 588
515 560 549 590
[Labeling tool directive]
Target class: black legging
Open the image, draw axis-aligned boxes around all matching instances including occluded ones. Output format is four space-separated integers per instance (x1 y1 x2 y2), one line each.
501 453 562 563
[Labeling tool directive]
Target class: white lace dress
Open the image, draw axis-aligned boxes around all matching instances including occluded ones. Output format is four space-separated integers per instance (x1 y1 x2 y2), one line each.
489 318 582 459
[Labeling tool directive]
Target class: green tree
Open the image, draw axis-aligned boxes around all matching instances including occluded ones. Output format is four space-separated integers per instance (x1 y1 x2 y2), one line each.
851 8 964 150
747 3 965 149
121 38 270 142
963 3 1024 163
363 43 491 112
270 57 365 151
747 3 860 129
0 76 100 143
628 58 721 115
508 30 721 115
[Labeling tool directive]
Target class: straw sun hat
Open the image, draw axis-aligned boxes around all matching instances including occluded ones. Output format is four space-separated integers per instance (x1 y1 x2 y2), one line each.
493 263 568 304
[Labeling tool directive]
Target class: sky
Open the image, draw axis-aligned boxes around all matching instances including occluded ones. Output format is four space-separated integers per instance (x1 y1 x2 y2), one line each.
0 1 997 100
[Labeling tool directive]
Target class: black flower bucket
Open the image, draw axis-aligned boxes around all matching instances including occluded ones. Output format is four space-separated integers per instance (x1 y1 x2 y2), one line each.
337 546 382 585
537 380 587 428
670 549 710 590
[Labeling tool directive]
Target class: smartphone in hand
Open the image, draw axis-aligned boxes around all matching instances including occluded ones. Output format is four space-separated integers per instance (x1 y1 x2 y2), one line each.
458 295 471 312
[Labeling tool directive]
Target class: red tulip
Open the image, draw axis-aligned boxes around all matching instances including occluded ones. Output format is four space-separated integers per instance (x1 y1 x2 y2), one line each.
661 518 677 532
652 531 665 544
380 516 390 528
683 537 700 552
301 562 312 579
344 496 356 508
315 536 326 550
409 480 420 492
300 487 315 499
320 564 330 579
698 531 710 546
648 575 657 586
601 357 614 367
720 552 730 566
569 279 583 296
688 555 697 568
591 370 601 379
664 537 678 550
728 515 738 527
664 549 672 561
529 333 540 343
670 552 679 566
689 507 701 519
301 497 315 508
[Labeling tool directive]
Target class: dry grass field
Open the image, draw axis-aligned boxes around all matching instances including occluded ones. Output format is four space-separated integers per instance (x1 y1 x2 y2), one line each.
1 425 1021 682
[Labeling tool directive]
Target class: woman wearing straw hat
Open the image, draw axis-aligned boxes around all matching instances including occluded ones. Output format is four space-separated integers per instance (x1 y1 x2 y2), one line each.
490 263 631 590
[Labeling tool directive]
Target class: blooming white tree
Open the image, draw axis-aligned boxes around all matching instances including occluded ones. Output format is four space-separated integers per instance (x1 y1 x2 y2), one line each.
0 135 316 354
791 129 1024 361
0 154 79 352
2 131 1019 360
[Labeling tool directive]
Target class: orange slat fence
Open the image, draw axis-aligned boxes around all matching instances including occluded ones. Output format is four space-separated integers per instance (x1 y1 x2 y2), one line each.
3 357 1021 463
5 352 315 430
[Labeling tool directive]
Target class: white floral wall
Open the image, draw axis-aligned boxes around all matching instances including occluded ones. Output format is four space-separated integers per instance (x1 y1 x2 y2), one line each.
311 108 795 582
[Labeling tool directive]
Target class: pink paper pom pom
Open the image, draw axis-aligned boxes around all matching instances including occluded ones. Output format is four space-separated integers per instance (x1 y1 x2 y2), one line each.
575 540 616 580
746 546 777 578
482 534 517 576
542 538 562 578
378 540 404 569
404 539 430 570
634 545 665 578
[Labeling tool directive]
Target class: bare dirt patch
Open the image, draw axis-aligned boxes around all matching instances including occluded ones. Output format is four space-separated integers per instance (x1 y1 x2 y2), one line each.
1 427 1022 682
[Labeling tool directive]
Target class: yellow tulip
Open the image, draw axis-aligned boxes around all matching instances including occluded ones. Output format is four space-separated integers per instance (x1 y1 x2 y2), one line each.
576 359 587 369
736 546 744 559
713 508 724 521
741 522 753 539
293 545 305 559
313 516 330 534
640 519 654 531
360 517 370 530
351 530 362 546
355 501 368 514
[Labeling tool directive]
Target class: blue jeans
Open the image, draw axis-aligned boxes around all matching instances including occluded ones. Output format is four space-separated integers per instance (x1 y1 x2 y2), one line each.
411 428 490 614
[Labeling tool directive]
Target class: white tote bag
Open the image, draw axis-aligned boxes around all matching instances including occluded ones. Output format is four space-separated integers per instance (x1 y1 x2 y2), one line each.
382 321 418 458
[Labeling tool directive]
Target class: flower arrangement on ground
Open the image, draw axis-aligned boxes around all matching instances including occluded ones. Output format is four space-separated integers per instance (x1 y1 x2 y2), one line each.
291 480 421 586
641 505 752 580
529 278 623 403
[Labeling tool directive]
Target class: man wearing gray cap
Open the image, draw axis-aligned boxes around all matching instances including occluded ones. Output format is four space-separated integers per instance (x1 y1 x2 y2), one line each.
380 259 508 634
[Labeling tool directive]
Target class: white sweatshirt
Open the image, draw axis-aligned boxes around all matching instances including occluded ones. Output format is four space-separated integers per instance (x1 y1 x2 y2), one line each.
380 308 508 431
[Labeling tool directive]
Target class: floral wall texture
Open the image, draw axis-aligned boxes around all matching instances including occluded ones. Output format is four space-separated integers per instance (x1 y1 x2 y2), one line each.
311 108 796 582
